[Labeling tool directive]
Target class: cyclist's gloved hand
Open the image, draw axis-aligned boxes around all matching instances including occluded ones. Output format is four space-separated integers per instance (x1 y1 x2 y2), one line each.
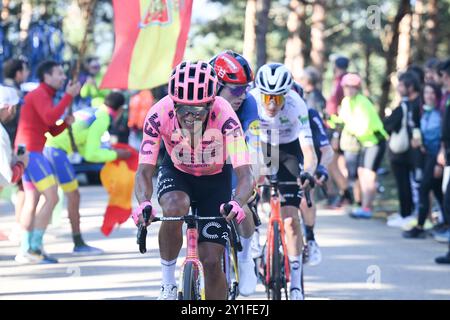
314 165 329 185
132 200 156 226
299 171 315 189
220 200 246 224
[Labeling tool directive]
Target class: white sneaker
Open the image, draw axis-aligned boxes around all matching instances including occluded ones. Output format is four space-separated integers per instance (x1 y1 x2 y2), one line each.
402 216 420 231
15 251 40 264
157 284 177 300
306 240 322 266
290 288 304 300
8 224 21 244
250 230 262 259
387 215 416 229
238 259 257 296
387 213 401 221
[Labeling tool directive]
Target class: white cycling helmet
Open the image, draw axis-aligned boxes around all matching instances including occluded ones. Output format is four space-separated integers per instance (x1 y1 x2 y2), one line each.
255 63 293 95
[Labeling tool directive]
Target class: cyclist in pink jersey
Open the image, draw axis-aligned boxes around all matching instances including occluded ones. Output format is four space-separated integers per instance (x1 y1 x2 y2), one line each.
134 61 254 300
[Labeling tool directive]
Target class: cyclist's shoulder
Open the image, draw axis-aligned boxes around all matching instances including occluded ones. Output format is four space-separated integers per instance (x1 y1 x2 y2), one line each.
146 95 174 118
211 97 242 131
239 95 259 117
285 91 307 114
308 107 321 119
248 87 260 100
243 93 257 106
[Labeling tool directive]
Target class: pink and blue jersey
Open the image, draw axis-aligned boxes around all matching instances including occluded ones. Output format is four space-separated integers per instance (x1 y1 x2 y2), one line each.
139 95 250 176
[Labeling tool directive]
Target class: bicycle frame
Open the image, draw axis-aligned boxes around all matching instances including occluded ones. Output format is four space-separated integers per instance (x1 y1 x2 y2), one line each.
179 214 206 300
141 203 238 300
265 185 291 286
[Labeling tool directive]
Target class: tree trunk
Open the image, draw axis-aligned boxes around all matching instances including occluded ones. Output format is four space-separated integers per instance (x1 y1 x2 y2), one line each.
284 0 306 82
378 0 410 118
364 43 371 97
20 0 32 41
255 0 271 70
396 12 411 72
411 0 425 63
425 0 438 57
243 0 257 67
1 0 11 21
310 0 326 75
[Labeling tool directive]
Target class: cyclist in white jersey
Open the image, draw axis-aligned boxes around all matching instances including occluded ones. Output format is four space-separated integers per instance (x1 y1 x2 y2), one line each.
249 63 318 300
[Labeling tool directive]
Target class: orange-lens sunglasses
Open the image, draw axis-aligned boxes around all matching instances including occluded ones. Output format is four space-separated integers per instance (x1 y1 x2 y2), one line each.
261 94 285 106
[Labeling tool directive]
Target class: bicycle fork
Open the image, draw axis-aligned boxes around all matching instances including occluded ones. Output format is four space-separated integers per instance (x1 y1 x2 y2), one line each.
179 225 206 300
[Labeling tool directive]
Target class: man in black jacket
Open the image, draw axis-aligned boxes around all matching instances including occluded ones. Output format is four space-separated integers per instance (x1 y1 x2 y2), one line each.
383 71 422 229
436 59 450 264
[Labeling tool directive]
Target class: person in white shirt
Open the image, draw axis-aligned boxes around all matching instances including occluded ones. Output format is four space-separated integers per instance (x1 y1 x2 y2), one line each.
250 63 318 300
0 85 28 190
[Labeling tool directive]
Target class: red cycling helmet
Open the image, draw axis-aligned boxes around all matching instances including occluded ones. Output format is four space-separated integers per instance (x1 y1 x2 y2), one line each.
168 61 218 105
210 51 254 85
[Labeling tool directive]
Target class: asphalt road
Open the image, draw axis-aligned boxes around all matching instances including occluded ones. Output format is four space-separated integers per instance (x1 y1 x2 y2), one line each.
1 185 449 300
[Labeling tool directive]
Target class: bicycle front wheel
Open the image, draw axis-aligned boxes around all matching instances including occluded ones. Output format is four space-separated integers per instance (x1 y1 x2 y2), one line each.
270 221 283 300
181 261 201 300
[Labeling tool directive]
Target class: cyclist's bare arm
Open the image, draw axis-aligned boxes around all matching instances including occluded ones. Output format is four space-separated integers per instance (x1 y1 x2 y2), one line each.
320 145 334 167
300 142 318 175
232 164 254 208
135 163 156 204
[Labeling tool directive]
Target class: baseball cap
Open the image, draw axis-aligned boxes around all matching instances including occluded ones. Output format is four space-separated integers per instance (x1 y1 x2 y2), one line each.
335 56 349 70
0 85 19 109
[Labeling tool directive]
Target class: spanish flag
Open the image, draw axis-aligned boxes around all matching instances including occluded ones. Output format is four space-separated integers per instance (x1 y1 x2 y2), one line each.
100 0 193 90
100 143 139 236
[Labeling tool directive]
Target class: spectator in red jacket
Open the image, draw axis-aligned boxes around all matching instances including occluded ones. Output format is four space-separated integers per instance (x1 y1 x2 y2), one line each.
325 56 352 207
325 56 349 118
14 60 80 264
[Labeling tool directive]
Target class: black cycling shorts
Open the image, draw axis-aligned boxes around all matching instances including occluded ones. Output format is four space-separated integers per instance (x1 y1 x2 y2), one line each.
156 156 232 247
261 140 302 208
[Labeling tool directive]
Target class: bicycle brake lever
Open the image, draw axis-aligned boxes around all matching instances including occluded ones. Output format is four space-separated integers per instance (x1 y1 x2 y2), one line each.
137 206 152 254
223 203 243 252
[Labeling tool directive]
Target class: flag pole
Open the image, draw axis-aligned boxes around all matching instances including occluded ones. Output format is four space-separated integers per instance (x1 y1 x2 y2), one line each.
68 0 98 153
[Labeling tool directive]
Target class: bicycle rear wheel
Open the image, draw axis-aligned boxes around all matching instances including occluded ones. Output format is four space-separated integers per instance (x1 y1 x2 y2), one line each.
181 262 201 300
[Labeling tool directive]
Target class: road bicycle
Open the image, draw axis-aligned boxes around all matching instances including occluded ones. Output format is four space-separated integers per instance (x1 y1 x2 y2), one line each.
255 175 312 300
137 201 241 300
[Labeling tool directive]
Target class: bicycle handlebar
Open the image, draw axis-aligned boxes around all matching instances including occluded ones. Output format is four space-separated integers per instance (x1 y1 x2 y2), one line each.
137 206 152 254
136 203 243 254
304 186 312 208
257 181 313 208
223 203 243 252
151 216 226 222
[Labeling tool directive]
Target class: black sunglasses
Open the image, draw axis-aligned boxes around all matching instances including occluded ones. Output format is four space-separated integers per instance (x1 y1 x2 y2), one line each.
174 104 211 119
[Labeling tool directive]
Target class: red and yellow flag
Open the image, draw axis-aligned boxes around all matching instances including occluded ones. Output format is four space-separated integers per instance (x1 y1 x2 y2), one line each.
100 0 193 90
100 143 139 236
